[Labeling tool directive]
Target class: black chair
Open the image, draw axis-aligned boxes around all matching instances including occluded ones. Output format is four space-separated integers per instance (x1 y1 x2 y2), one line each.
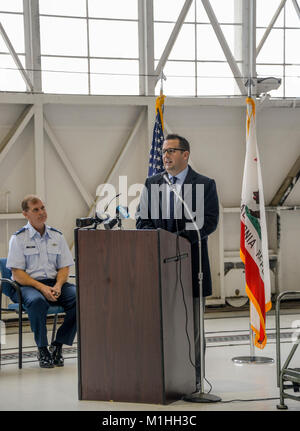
0 258 64 369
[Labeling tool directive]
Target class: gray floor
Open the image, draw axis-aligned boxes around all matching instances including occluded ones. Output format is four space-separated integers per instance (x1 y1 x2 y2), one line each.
1 310 300 411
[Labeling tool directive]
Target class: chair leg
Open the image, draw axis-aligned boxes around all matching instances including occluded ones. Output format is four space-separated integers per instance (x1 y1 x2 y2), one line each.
51 314 58 345
0 307 2 369
18 312 22 369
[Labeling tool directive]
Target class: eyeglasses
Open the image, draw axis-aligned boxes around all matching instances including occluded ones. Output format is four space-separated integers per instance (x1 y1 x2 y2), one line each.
162 148 185 155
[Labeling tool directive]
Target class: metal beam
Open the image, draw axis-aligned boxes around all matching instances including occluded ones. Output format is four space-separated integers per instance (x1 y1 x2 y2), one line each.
256 0 287 57
0 213 24 220
44 117 94 208
138 0 155 95
154 0 193 85
201 0 245 95
0 21 34 92
292 0 300 19
0 105 34 167
270 155 300 206
34 103 45 200
23 0 42 92
0 92 299 108
248 0 256 93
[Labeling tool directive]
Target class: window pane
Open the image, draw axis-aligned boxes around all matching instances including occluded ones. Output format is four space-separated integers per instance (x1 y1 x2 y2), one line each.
89 20 138 58
197 62 237 96
285 29 300 64
196 0 209 23
197 24 226 61
39 0 86 17
285 0 300 27
285 66 300 97
0 54 26 91
221 24 242 62
200 0 235 23
256 28 283 63
154 22 173 59
256 64 284 97
155 60 195 96
88 0 138 19
197 24 242 62
154 0 195 22
256 0 284 27
41 57 88 94
0 0 23 12
90 59 139 95
168 24 195 61
40 17 87 56
0 13 24 53
196 0 240 23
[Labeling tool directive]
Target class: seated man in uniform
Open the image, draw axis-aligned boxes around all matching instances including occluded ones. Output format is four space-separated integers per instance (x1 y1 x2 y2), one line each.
6 194 77 368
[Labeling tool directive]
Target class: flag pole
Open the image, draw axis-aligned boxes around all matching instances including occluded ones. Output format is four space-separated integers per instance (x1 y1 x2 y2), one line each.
159 70 166 96
232 80 273 366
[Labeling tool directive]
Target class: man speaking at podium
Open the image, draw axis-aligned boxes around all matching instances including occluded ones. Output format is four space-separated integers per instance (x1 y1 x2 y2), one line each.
136 134 219 389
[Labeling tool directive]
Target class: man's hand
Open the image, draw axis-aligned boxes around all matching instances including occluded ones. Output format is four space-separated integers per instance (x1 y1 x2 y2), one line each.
51 266 70 300
12 266 70 302
51 284 62 299
39 284 58 302
11 269 58 302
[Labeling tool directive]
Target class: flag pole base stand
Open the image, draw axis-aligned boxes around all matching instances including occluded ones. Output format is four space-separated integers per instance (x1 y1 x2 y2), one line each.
232 356 274 364
276 403 288 410
182 392 222 403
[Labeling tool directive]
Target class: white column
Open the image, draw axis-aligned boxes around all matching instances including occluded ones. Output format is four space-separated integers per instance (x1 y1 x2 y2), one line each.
138 0 155 95
241 0 256 95
23 0 42 93
34 103 45 200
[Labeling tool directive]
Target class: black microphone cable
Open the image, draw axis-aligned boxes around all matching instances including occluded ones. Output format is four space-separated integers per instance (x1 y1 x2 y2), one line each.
174 214 196 371
175 201 213 394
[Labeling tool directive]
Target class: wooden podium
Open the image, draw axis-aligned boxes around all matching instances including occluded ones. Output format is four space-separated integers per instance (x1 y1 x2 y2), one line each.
75 228 195 404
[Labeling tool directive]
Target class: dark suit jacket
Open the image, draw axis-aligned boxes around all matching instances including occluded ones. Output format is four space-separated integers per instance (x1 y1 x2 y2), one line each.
136 165 219 297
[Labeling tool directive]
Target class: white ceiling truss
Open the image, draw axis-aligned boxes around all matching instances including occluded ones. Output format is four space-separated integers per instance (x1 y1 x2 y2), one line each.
0 0 299 98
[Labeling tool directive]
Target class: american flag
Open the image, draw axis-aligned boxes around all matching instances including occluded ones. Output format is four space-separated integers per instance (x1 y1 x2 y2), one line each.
148 95 165 176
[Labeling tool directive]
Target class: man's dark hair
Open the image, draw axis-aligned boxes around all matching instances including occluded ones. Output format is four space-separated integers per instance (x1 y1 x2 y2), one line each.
22 194 41 212
165 134 190 153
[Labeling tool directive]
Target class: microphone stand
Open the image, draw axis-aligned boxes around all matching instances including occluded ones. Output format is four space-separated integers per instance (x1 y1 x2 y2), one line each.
164 175 221 403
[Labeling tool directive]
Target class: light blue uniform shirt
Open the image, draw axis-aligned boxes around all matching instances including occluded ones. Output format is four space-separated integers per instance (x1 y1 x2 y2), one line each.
7 222 74 280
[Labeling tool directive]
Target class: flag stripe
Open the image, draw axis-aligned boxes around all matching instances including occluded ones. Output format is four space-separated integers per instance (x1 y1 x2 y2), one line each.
241 222 271 348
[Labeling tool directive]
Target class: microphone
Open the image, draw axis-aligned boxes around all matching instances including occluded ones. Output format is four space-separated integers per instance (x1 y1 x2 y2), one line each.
163 174 172 187
76 217 95 228
95 211 110 222
103 193 121 212
104 205 129 230
76 211 110 228
116 205 130 219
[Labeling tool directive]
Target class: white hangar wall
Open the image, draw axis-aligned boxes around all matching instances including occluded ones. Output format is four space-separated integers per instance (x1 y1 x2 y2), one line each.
0 95 299 305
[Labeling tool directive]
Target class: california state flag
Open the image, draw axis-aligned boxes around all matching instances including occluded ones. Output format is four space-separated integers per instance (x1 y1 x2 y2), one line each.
240 97 272 349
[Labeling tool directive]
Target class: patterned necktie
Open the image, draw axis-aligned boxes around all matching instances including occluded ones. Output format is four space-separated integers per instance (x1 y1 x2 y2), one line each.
167 176 177 232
